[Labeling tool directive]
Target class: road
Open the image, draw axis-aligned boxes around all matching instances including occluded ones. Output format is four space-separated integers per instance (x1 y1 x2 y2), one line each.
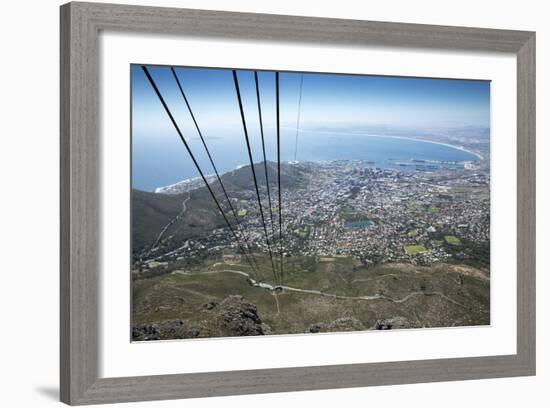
146 195 190 258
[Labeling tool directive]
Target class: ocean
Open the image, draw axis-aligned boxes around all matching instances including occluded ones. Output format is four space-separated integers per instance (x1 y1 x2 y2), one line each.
132 131 480 192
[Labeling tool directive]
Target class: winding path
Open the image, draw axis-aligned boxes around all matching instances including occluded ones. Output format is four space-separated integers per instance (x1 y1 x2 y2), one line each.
146 196 190 257
181 268 473 308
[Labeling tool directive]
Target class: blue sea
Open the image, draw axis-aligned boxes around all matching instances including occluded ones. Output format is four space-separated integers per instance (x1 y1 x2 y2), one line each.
132 131 480 192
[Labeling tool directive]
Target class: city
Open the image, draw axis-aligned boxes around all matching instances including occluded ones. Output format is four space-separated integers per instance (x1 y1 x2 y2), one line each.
134 159 489 273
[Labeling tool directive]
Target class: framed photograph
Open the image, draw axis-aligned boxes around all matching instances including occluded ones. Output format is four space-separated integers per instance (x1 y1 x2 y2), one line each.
60 2 535 405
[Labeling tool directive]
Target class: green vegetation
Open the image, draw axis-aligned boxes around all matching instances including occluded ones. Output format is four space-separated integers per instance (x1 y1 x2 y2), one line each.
132 254 490 339
444 239 489 269
404 244 428 255
428 206 440 214
444 235 461 245
226 208 247 217
408 229 419 237
340 207 370 222
295 225 310 240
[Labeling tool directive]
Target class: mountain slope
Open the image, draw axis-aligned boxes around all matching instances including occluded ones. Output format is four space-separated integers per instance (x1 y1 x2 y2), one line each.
132 161 308 260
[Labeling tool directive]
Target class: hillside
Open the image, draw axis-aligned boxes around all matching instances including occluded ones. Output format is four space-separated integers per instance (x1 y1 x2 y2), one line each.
132 256 490 340
132 161 308 260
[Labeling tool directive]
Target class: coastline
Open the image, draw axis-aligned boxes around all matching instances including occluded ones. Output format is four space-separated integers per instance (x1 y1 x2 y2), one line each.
153 164 249 193
152 132 485 193
360 133 485 161
284 127 485 161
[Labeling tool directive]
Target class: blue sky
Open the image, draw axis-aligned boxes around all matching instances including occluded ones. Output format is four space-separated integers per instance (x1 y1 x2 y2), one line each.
132 65 490 138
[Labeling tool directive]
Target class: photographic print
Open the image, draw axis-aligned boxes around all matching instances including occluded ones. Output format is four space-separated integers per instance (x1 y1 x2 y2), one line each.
131 65 490 341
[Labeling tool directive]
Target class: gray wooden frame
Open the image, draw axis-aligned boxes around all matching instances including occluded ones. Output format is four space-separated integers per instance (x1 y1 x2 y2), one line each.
60 1 536 405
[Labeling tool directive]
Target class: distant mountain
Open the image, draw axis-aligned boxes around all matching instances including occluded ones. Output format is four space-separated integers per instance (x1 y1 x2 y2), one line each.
132 161 309 260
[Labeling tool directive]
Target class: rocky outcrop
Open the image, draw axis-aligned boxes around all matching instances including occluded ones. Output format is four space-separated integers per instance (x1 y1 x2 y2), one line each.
132 319 205 341
215 295 265 336
309 317 365 333
374 317 411 330
132 295 266 340
132 324 161 341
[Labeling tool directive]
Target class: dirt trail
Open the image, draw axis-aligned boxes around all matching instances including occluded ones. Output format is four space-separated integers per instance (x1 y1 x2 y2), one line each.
188 268 472 308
